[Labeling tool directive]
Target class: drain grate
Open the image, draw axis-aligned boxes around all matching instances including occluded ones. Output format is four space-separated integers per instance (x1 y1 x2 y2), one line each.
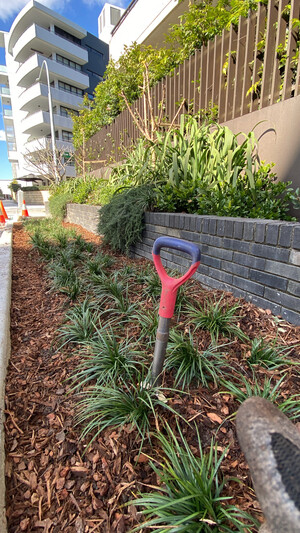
271 432 300 512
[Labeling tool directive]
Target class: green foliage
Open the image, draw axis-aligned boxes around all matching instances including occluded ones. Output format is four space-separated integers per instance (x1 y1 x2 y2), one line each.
98 184 155 254
166 329 230 388
246 338 297 369
131 423 258 532
57 299 102 347
186 296 248 343
49 191 73 221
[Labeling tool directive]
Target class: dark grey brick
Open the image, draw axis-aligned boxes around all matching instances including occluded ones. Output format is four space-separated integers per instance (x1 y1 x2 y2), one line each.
198 264 210 276
183 216 191 230
201 255 221 269
233 221 244 239
255 223 265 243
190 216 197 232
194 272 232 292
209 218 217 235
249 270 287 291
265 260 300 282
225 220 234 238
208 267 233 284
233 252 265 270
293 227 300 250
233 276 264 296
222 261 249 278
224 238 251 253
202 218 210 234
180 230 195 242
196 217 203 233
231 287 247 300
287 280 300 297
251 243 290 262
217 219 226 237
210 248 233 261
173 215 181 229
264 287 300 311
265 224 279 245
281 308 300 326
243 222 255 241
200 234 223 247
278 225 293 248
169 214 176 227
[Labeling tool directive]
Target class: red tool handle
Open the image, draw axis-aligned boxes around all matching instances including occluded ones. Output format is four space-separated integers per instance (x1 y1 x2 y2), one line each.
152 237 201 318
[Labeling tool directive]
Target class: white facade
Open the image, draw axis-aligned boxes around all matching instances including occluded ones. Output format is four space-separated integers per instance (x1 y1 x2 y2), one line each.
98 3 125 45
107 0 190 61
0 1 99 183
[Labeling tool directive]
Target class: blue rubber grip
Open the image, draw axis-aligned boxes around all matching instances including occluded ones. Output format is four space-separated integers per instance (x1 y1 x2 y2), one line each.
152 236 201 264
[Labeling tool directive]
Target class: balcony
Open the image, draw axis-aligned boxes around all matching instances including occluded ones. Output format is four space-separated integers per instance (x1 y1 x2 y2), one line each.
13 24 88 64
16 53 89 89
25 137 74 154
0 65 8 85
19 82 84 113
3 109 13 123
21 109 73 136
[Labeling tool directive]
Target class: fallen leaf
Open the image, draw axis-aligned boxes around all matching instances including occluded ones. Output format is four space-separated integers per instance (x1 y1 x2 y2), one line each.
207 412 223 424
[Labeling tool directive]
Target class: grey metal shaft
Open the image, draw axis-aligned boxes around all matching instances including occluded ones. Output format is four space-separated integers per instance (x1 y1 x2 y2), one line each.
151 316 170 386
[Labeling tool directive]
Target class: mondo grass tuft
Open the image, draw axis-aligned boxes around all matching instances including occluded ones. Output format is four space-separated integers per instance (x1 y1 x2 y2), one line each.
186 297 249 343
166 330 230 388
246 337 298 369
221 374 300 420
70 328 146 390
76 376 181 449
57 299 102 348
131 423 258 532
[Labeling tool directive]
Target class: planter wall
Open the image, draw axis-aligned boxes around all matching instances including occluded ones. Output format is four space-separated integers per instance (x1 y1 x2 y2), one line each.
65 203 300 326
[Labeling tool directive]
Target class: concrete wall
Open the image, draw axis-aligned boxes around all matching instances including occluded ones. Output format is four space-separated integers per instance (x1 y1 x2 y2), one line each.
222 95 300 191
65 203 100 234
65 203 300 326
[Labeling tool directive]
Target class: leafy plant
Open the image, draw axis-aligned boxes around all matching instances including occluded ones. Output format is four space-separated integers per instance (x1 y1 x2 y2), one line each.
86 253 115 275
57 299 101 347
131 423 258 532
166 330 229 388
98 183 155 254
186 297 248 343
246 338 297 369
70 328 145 390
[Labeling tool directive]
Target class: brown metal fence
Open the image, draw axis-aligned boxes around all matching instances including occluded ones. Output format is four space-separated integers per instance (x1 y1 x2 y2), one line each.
86 0 300 167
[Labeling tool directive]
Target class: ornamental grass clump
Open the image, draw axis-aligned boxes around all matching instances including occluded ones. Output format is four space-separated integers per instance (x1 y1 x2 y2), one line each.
57 299 102 348
246 337 298 369
166 330 230 388
131 424 258 532
70 328 146 391
186 297 249 343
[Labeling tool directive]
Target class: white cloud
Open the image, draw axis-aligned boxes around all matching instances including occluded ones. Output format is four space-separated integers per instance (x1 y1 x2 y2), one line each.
0 130 6 141
0 0 70 22
82 0 128 9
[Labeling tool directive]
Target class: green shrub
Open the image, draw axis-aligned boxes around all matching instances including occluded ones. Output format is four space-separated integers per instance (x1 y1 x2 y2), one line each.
49 191 73 221
98 184 155 254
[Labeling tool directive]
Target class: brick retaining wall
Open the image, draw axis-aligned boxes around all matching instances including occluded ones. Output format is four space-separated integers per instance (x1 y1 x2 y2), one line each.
65 204 300 326
133 213 300 326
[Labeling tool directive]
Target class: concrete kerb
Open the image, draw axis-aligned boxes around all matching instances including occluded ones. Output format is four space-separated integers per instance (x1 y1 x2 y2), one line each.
0 222 12 533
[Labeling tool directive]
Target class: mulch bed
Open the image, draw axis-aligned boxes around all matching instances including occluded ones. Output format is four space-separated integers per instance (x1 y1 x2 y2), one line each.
5 222 300 533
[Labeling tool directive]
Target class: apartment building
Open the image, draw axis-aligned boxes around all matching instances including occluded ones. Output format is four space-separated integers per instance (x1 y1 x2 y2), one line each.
98 0 190 61
0 0 108 184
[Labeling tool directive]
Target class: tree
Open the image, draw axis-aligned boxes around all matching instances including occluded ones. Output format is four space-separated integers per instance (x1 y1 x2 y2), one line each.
23 140 75 185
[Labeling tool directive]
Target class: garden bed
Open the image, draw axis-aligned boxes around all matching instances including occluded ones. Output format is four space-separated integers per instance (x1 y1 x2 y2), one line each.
5 222 300 532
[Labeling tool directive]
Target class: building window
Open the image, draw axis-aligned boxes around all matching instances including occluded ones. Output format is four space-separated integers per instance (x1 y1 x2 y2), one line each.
56 54 82 72
60 106 79 117
54 26 81 46
85 45 104 59
58 81 84 97
62 130 73 142
110 7 121 26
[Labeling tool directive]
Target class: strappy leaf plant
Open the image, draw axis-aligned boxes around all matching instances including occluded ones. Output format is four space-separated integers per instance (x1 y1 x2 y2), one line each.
57 299 102 347
131 423 258 532
246 338 298 369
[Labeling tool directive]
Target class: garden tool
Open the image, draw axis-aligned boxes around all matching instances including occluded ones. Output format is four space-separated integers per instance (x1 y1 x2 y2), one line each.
236 397 300 533
151 236 201 385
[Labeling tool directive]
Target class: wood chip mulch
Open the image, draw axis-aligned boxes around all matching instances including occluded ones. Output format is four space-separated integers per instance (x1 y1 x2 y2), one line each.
5 222 300 533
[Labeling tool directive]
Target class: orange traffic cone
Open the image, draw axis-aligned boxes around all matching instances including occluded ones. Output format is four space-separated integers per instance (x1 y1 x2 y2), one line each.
0 212 5 225
0 200 8 220
22 200 29 217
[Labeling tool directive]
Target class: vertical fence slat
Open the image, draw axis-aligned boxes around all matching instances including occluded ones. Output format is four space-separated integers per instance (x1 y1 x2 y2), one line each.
225 25 238 121
205 40 213 110
282 0 300 99
261 0 278 107
270 0 289 104
199 46 206 111
295 46 300 96
233 16 248 118
241 11 256 116
187 55 193 111
193 49 201 115
250 2 267 112
212 35 221 114
218 29 229 122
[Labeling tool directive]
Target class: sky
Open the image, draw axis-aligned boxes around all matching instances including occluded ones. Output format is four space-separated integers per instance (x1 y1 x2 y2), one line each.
0 0 132 181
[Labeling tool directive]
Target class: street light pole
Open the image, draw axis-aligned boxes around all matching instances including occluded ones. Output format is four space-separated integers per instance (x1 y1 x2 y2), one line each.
36 60 59 184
